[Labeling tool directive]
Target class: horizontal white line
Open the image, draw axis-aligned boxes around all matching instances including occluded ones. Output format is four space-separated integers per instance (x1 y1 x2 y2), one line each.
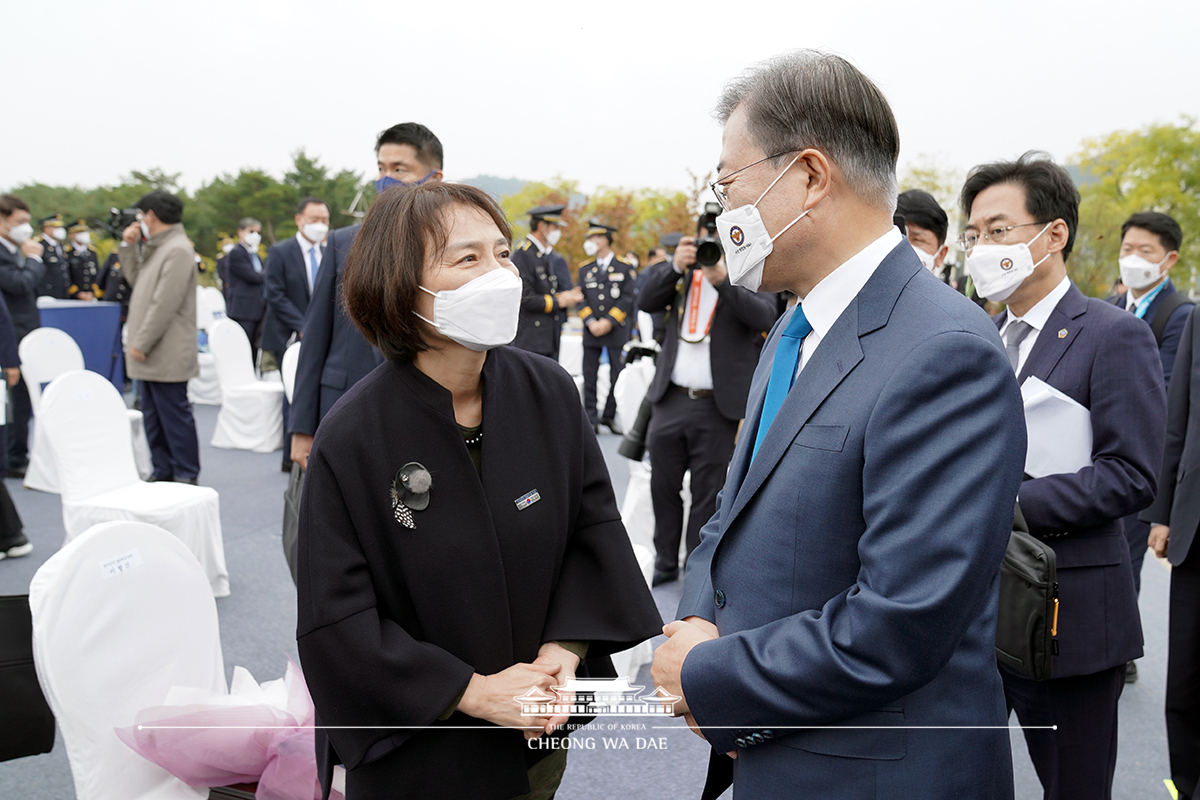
138 724 1055 731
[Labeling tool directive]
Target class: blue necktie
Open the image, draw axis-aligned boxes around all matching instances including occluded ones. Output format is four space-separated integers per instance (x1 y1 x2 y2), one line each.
752 304 812 459
251 252 263 273
309 246 320 285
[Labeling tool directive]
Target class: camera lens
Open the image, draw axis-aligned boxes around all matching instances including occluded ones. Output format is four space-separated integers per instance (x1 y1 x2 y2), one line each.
695 238 723 268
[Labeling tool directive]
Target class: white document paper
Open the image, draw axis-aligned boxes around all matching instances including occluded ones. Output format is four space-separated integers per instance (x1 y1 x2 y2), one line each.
1021 376 1093 478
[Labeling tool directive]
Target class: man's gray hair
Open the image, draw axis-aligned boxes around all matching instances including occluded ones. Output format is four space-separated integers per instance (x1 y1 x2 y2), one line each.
716 50 899 210
237 217 261 231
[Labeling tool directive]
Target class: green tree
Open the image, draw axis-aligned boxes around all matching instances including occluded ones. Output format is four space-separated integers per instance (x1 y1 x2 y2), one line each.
1073 119 1200 297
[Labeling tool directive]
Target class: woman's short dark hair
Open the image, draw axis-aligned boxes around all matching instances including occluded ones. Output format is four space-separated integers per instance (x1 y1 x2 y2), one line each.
343 183 512 362
960 151 1080 260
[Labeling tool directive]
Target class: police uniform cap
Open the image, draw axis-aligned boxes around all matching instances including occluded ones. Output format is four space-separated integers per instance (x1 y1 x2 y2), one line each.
585 220 616 238
40 214 65 228
528 204 566 225
660 232 683 248
68 219 89 234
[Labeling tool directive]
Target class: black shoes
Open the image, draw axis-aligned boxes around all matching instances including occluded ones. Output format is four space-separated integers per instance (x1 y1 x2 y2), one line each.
652 567 679 587
600 418 623 435
5 464 26 479
0 531 32 560
148 475 198 485
1125 660 1138 683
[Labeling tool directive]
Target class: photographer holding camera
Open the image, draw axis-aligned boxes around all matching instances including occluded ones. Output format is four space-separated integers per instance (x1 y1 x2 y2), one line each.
637 204 781 585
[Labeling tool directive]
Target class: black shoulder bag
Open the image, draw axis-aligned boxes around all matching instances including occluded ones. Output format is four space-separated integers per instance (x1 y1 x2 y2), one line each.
995 504 1059 681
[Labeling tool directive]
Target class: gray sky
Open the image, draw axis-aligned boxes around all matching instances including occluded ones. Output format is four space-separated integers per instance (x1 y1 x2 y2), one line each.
5 0 1198 197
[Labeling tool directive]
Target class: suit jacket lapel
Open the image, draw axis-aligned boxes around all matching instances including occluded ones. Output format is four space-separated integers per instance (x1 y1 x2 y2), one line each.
1016 284 1087 384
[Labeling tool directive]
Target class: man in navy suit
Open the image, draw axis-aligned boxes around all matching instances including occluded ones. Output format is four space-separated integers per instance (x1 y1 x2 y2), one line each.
225 217 268 365
962 153 1166 799
289 122 443 468
263 197 329 470
1108 212 1191 635
651 51 1027 800
0 194 45 478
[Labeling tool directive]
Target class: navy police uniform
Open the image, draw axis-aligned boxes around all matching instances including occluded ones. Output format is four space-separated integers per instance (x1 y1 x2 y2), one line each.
36 215 70 300
579 221 636 429
97 252 133 322
66 221 100 298
511 205 573 360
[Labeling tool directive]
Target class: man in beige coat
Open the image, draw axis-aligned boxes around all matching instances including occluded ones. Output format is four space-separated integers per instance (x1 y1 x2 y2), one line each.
119 191 200 483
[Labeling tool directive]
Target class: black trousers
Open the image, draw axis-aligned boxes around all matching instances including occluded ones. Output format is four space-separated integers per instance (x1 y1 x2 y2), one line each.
140 380 200 481
1123 513 1149 595
645 389 738 573
582 344 623 424
1003 663 1127 800
1168 550 1200 799
0 425 23 542
232 316 262 368
6 376 31 469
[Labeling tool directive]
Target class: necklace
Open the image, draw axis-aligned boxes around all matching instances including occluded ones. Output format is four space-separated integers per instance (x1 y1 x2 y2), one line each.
462 427 483 446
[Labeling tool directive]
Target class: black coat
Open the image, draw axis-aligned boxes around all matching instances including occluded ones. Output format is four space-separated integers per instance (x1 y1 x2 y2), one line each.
262 237 313 354
224 244 267 322
638 261 781 421
297 347 662 799
0 242 45 340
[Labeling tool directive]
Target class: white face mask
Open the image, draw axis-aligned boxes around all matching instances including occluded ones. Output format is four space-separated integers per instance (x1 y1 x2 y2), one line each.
414 267 522 352
7 222 33 244
910 243 936 271
243 231 262 249
140 220 151 240
74 232 91 247
302 222 329 244
546 228 562 248
1119 252 1170 291
51 227 67 241
964 223 1053 303
715 154 809 292
583 239 600 257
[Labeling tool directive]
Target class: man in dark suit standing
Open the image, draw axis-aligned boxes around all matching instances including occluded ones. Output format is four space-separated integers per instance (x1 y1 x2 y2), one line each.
637 228 778 585
289 122 443 469
651 52 1027 800
578 221 636 434
0 195 46 478
0 196 34 553
1144 298 1200 800
1108 211 1191 681
962 152 1166 799
263 197 329 470
225 217 267 366
511 205 581 360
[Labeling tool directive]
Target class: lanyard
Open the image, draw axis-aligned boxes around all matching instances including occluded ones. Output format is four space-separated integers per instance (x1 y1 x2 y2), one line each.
1133 281 1167 320
680 269 716 343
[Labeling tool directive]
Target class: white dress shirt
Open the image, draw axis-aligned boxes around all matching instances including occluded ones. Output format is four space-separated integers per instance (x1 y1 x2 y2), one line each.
295 232 324 291
595 252 613 271
796 227 904 376
528 234 551 256
670 263 721 390
998 276 1071 375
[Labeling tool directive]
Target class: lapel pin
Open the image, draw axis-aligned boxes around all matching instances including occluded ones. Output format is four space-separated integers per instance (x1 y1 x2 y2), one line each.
1058 329 1068 339
391 462 432 529
515 490 541 511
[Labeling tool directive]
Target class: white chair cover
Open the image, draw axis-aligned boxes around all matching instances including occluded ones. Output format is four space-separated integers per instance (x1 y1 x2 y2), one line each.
40 370 229 597
281 341 301 403
20 328 85 493
208 320 284 453
30 520 226 800
188 353 222 405
201 286 226 324
128 409 153 480
558 332 583 377
609 544 655 681
613 355 656 435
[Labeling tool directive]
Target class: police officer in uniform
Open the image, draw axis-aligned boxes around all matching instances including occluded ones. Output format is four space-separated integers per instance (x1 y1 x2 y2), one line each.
66 220 100 299
511 205 581 360
97 250 133 322
36 214 70 299
579 221 636 433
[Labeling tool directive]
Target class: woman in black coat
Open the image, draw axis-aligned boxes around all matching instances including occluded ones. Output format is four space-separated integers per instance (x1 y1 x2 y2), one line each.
296 182 662 800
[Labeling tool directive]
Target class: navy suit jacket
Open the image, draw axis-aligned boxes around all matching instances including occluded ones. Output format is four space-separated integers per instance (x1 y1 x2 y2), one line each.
0 243 45 340
262 237 314 354
677 242 1026 799
0 289 20 369
1110 280 1192 386
1000 283 1164 677
225 244 267 322
638 261 779 421
289 224 383 437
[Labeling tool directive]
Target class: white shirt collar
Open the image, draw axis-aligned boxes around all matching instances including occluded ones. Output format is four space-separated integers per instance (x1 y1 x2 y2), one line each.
527 234 551 256
597 252 613 270
802 227 904 340
1003 276 1071 334
0 237 16 255
295 231 322 254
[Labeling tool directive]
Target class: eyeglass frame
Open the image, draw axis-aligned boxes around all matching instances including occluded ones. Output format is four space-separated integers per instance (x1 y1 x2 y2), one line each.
709 150 799 210
957 221 1050 251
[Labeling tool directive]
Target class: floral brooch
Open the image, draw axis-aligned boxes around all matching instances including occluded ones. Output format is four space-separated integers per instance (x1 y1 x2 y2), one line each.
390 462 431 529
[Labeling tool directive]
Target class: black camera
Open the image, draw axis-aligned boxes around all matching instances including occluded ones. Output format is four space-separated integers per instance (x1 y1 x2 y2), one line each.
94 207 141 240
695 201 724 268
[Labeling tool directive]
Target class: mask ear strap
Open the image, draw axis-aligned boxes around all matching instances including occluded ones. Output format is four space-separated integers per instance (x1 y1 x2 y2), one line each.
754 153 803 206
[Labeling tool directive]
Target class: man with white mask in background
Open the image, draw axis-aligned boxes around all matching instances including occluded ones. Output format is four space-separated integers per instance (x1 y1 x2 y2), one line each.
896 189 950 279
0 195 43 482
511 204 582 361
36 214 70 299
225 217 268 366
66 220 99 300
962 151 1165 799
